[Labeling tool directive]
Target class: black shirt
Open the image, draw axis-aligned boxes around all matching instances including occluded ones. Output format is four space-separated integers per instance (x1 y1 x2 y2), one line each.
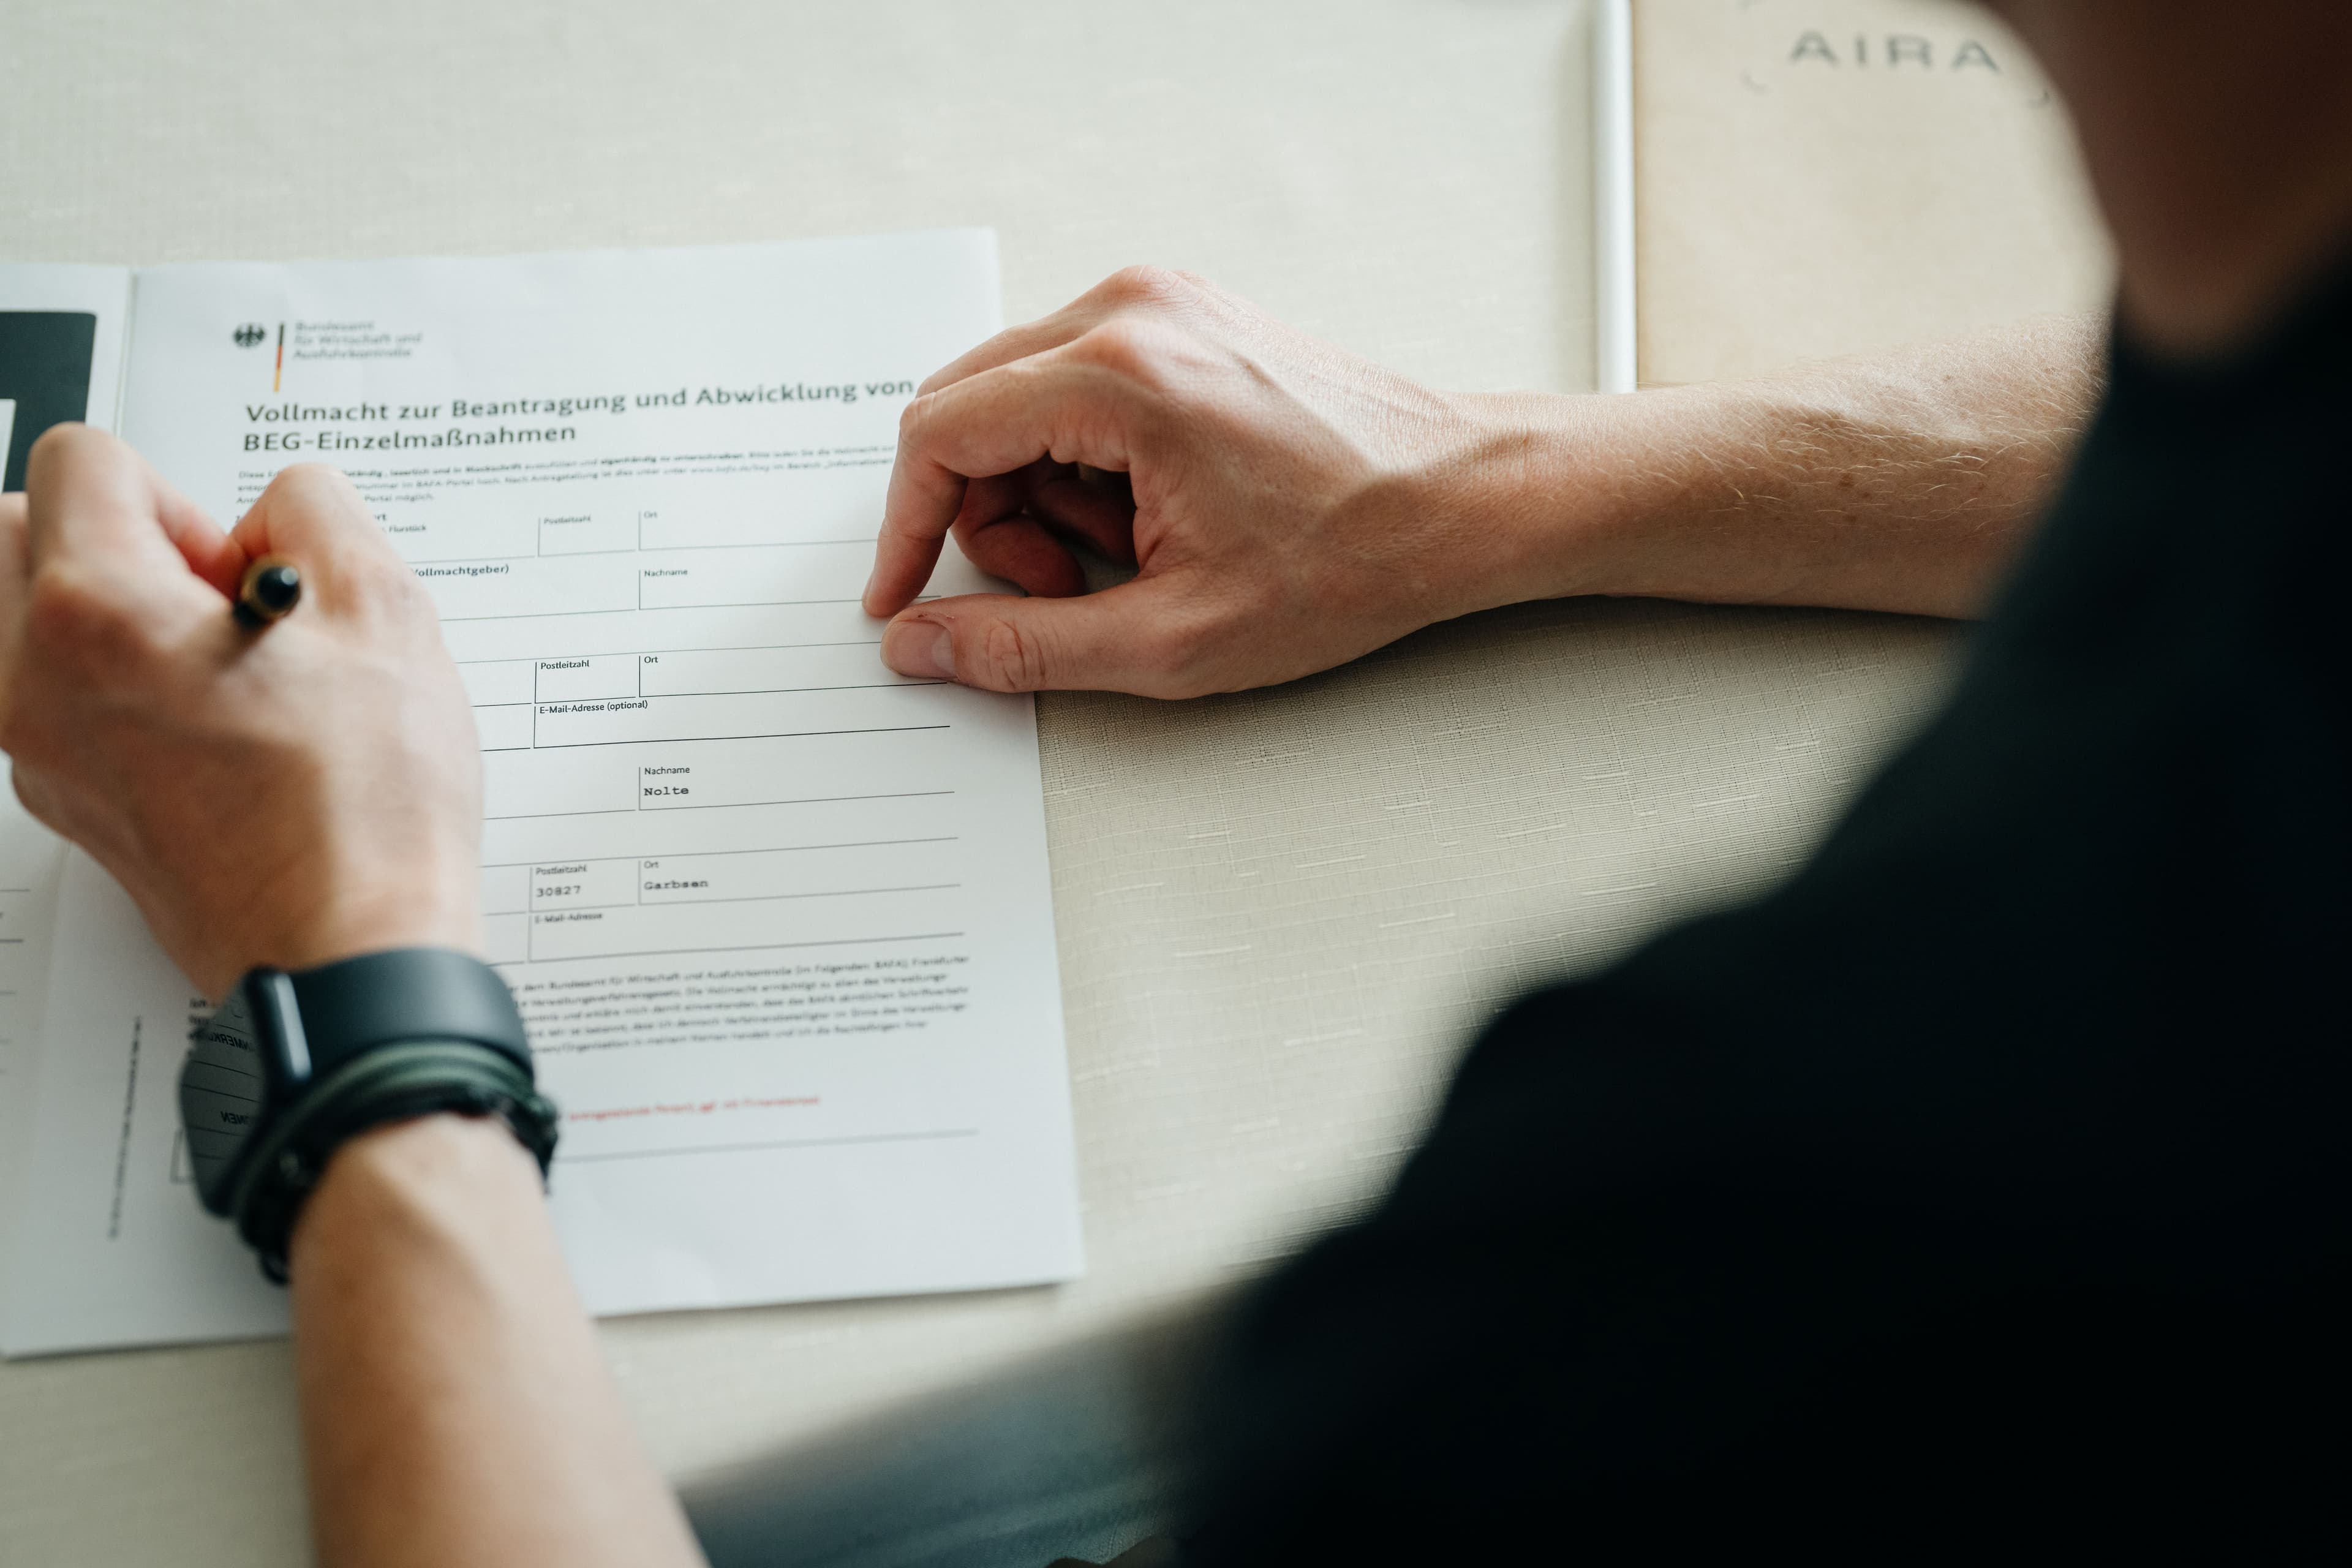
1188 266 2352 1556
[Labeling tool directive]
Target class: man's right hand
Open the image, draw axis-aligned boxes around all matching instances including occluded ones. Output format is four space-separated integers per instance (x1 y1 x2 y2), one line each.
863 266 1586 699
0 426 483 997
864 271 2103 696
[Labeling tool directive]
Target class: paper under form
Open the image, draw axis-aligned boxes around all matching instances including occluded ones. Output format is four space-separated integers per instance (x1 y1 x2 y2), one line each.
0 264 133 1324
1 232 1083 1355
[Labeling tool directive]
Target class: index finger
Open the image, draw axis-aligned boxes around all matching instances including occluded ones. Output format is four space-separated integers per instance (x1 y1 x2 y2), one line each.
864 350 1147 617
227 464 416 617
23 425 241 602
0 492 28 647
915 304 1095 399
913 265 1197 397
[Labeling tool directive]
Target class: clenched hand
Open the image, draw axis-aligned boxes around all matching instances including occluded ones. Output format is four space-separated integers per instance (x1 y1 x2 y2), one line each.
864 270 2105 690
0 428 481 995
863 266 1584 698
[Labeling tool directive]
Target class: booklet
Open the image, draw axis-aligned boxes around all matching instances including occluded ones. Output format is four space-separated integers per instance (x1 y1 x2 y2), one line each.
1629 0 2111 385
0 232 1082 1355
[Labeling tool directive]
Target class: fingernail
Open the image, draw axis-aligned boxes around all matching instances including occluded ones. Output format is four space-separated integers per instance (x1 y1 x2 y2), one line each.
883 619 955 680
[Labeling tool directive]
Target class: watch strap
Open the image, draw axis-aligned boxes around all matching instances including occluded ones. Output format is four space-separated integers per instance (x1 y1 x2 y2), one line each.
227 1038 560 1281
271 948 533 1081
183 948 560 1281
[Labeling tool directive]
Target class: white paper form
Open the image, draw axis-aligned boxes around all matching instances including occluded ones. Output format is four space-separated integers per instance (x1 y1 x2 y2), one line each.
4 233 1082 1355
0 265 131 1297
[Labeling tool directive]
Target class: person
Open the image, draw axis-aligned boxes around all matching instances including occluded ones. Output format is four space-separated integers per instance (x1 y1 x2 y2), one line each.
2 1 2345 1561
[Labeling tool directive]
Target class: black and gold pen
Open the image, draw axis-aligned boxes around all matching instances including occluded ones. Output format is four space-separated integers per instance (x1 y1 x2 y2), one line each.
233 556 303 628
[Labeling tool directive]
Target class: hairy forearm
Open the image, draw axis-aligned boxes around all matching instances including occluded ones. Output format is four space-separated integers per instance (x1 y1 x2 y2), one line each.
289 1116 705 1568
1458 315 2106 620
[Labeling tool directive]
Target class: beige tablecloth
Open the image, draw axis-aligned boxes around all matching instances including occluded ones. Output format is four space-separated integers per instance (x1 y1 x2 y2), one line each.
0 3 1956 1561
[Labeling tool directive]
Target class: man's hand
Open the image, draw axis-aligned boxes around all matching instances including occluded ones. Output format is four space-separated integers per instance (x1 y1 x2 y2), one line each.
0 429 704 1568
865 270 2104 696
0 426 481 996
865 266 1556 698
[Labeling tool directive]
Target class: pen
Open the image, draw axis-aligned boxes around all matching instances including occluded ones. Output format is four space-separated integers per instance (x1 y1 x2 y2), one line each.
234 556 303 628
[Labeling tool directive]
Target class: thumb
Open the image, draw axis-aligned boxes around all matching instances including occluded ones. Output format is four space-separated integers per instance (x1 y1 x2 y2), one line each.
879 580 1207 698
227 464 410 616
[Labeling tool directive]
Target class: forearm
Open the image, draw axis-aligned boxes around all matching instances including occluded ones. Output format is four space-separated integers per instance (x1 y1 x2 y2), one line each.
1455 315 2106 620
290 1115 705 1568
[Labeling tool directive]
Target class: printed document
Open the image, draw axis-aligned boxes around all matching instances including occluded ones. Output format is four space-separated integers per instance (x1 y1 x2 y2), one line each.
0 265 129 1297
0 232 1082 1355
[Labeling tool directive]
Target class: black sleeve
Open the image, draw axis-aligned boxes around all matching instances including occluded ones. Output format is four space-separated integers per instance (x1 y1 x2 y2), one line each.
1178 925 2346 1559
1176 269 2352 1561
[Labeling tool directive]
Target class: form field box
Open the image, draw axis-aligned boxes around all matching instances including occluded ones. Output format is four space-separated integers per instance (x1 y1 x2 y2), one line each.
459 658 537 707
481 864 530 916
475 703 536 752
636 839 950 905
420 553 636 621
538 511 636 555
535 653 639 702
638 542 873 611
535 683 957 750
635 469 874 551
531 857 637 910
526 884 956 963
631 726 957 810
483 913 529 966
441 602 885 666
380 497 539 563
639 641 908 697
630 603 890 652
483 748 636 818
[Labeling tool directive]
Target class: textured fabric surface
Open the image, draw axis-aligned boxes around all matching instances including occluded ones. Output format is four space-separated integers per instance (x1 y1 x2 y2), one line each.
686 1313 1205 1568
0 4 1954 1563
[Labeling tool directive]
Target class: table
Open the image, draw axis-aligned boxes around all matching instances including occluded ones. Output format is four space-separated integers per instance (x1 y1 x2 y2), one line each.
0 3 1955 1560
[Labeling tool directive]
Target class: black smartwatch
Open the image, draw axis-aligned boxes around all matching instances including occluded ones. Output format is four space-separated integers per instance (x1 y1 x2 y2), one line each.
178 948 561 1281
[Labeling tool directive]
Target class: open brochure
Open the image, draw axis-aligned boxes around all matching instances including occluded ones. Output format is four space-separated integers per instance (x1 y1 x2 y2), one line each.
0 232 1082 1355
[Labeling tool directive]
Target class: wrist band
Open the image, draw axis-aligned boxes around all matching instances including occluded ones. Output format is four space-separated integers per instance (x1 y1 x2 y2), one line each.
179 948 561 1281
